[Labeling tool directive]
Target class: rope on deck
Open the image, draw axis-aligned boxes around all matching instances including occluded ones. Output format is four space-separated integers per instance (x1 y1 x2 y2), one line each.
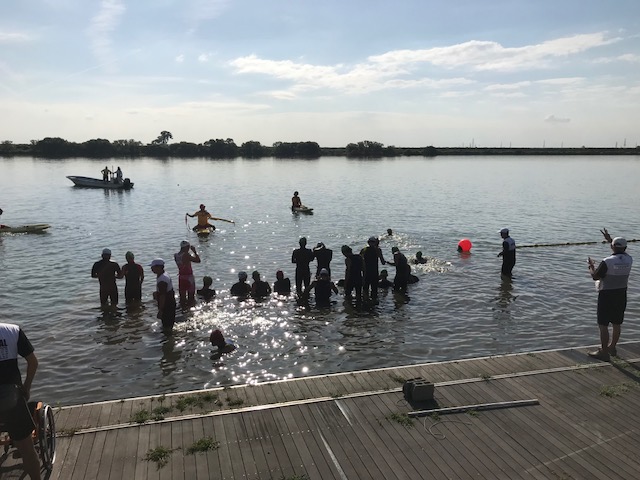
407 398 539 417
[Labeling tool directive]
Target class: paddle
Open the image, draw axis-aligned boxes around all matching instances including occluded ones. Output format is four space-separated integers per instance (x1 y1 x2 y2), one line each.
211 217 235 224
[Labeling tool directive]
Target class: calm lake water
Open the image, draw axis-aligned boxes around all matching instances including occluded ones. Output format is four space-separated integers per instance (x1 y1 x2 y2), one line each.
1 155 639 405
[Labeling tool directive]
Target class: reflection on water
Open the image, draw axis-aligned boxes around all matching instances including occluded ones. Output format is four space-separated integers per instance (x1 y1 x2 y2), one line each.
1 156 640 404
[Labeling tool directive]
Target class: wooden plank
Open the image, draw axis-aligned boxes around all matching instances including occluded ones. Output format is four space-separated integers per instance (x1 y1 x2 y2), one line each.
241 410 273 480
133 424 151 480
180 416 196 480
83 431 108 480
250 409 288 478
209 415 234 480
277 401 324 479
158 422 174 480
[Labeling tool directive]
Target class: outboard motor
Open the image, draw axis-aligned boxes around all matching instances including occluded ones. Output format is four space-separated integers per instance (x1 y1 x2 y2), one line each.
123 178 132 189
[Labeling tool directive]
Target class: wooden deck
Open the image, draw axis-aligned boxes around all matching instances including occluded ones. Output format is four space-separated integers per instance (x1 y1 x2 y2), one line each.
3 342 640 479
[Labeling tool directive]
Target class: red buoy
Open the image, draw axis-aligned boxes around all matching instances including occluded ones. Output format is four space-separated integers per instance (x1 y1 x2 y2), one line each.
458 238 472 253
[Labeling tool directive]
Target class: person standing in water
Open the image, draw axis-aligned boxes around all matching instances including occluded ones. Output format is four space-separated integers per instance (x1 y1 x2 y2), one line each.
150 259 176 332
388 246 410 294
174 240 201 310
313 242 333 277
497 228 516 277
91 248 122 307
122 251 144 304
273 270 291 295
361 236 386 301
292 237 314 295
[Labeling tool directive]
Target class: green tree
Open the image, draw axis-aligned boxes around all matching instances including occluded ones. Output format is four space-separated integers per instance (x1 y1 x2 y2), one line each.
152 131 173 145
239 140 266 158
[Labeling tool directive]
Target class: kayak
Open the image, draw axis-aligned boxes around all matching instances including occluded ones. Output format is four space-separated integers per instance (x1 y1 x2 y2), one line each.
0 224 50 234
67 176 134 190
292 205 314 214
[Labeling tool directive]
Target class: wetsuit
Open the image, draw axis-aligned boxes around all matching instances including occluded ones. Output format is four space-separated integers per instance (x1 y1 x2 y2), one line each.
91 258 122 305
314 248 333 277
314 279 334 307
155 273 176 330
292 247 315 294
392 252 410 293
362 245 382 300
123 261 143 303
501 236 516 277
273 278 292 295
344 253 363 301
251 280 272 299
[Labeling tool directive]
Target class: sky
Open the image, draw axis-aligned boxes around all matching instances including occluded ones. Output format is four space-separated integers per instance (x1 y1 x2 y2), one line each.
1 0 640 148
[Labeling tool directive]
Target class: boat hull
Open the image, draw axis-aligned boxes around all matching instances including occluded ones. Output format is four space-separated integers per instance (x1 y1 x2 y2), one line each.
67 176 134 189
0 224 50 234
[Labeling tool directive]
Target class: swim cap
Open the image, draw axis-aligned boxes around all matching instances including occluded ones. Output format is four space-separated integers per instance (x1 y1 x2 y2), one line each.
416 251 423 256
102 248 111 255
238 271 247 280
368 236 377 243
203 276 212 285
319 268 329 276
341 245 352 255
180 240 190 248
276 270 284 279
200 204 205 209
380 269 388 276
252 270 260 279
392 247 399 253
125 251 134 259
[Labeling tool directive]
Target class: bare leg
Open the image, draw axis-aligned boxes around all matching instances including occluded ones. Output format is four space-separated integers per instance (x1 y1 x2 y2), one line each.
610 324 621 348
598 324 609 351
14 436 41 480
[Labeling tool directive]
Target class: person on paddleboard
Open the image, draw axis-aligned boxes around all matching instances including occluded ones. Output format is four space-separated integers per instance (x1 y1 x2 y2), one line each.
187 204 216 231
291 191 302 210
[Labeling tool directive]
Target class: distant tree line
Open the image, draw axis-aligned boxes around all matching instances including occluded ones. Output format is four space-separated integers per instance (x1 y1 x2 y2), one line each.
0 133 440 159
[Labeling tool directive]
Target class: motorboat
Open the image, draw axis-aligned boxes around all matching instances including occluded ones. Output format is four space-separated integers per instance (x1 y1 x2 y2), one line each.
66 176 134 189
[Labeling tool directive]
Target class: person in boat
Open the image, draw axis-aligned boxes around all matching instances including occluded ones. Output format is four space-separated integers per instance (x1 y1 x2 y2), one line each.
497 227 516 278
313 242 333 277
292 237 315 295
414 251 428 264
122 251 144 304
0 322 42 480
230 271 251 298
273 270 291 295
186 204 216 232
302 268 339 308
101 166 111 182
150 258 176 331
587 230 633 361
387 246 410 294
251 271 272 299
378 269 394 289
210 329 236 354
361 236 386 301
91 248 122 307
291 191 302 210
174 240 201 310
342 245 363 302
197 276 216 301
115 167 123 184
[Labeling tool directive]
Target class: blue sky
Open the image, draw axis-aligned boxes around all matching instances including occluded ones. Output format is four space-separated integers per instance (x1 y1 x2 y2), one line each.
2 0 639 147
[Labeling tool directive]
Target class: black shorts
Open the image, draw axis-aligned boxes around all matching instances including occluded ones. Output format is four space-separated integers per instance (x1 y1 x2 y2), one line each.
0 388 35 441
597 289 627 326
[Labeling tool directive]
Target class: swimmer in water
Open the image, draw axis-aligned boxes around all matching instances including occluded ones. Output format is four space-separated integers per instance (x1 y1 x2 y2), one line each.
210 329 236 354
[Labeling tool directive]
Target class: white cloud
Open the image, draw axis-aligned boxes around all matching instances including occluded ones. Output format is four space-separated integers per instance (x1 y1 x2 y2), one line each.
545 115 571 123
0 31 31 43
369 32 620 72
198 53 211 63
87 0 126 72
230 55 472 96
175 54 185 63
